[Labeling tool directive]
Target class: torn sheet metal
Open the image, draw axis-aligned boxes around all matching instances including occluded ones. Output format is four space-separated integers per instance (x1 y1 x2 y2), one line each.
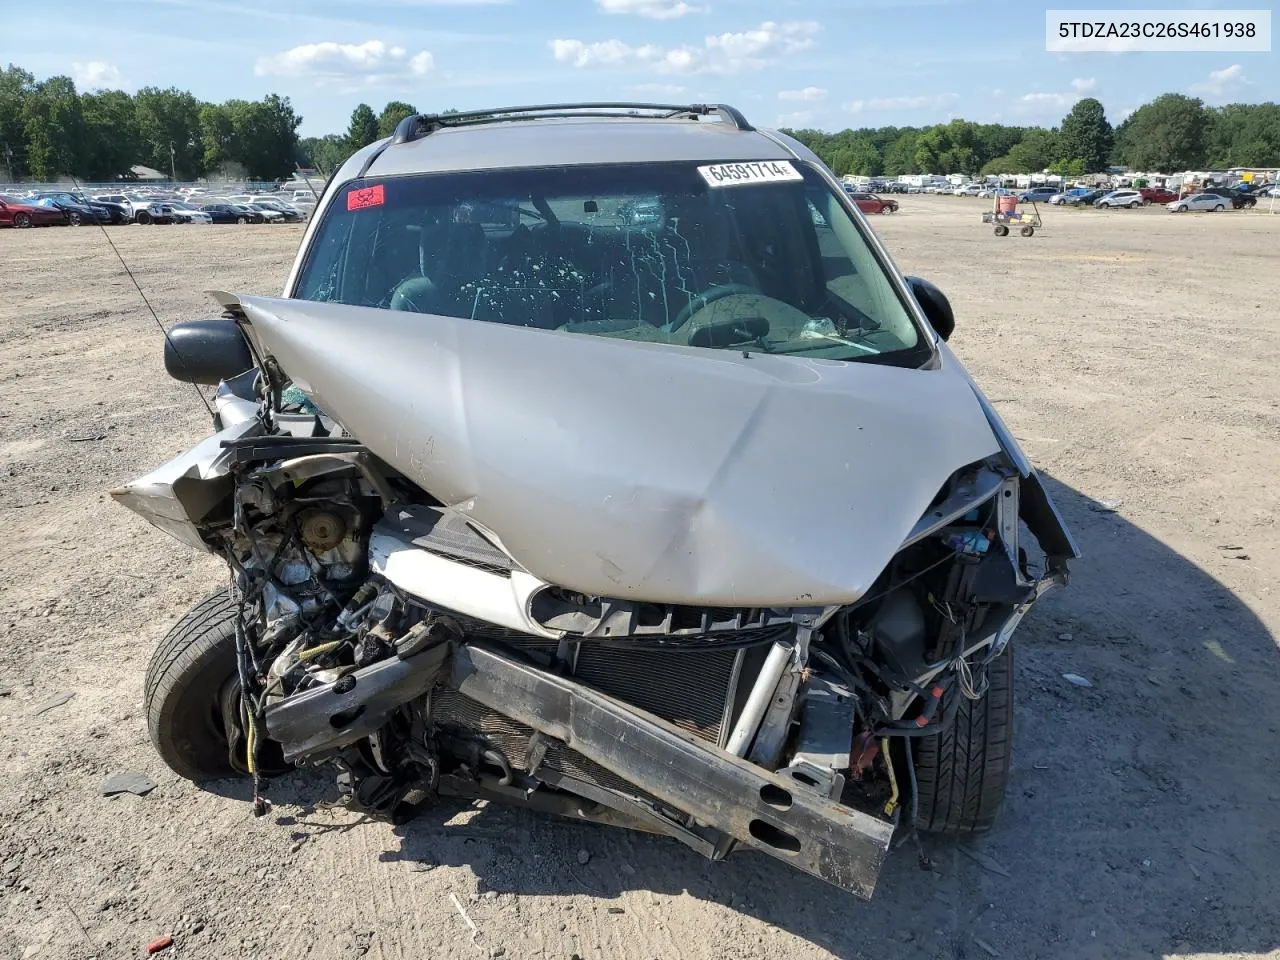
234 295 1002 606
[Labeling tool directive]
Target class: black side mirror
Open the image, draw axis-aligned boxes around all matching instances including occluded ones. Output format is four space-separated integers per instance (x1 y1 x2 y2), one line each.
905 276 955 342
164 319 254 385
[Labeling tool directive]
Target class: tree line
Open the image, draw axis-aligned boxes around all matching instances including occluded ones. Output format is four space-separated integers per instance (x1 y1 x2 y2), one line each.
2 60 1277 183
1 65 302 182
784 95 1280 178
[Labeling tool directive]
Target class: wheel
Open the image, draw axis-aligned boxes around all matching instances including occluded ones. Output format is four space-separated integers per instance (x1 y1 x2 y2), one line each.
144 590 255 782
236 216 248 224
1019 225 1034 237
136 211 151 225
993 224 1009 237
912 644 1013 835
1128 201 1140 208
67 211 82 226
1143 199 1151 206
13 212 31 228
1214 204 1224 212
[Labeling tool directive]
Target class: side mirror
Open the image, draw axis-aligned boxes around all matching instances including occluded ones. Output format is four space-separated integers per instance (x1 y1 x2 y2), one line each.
905 276 955 342
164 319 254 385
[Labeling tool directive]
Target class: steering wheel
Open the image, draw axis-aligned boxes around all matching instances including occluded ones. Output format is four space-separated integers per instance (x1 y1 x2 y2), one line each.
667 283 760 332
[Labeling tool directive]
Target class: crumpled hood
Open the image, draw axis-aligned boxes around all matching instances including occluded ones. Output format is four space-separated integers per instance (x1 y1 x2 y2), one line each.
235 296 1001 606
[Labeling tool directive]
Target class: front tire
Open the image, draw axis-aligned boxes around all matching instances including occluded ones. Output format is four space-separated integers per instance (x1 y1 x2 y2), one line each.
1214 204 1224 212
912 644 1013 835
236 215 248 224
13 212 31 228
136 211 151 225
67 211 82 226
144 591 243 781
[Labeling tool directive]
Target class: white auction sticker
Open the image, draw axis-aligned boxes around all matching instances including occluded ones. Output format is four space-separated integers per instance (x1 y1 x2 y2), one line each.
698 161 804 188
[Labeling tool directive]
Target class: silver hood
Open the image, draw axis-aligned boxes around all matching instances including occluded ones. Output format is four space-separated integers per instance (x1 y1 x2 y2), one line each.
234 296 1002 606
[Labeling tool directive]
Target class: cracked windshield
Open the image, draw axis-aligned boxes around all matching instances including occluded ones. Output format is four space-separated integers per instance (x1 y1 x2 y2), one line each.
296 161 923 364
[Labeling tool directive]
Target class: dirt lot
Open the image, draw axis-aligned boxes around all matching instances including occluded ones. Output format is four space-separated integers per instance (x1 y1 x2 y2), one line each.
2 199 1278 960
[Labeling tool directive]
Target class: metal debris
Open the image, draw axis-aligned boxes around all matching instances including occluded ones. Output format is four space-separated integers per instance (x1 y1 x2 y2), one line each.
102 771 157 797
1062 673 1093 688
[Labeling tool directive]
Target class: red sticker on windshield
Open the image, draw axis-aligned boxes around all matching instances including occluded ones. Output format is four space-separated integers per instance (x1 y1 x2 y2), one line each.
347 184 385 211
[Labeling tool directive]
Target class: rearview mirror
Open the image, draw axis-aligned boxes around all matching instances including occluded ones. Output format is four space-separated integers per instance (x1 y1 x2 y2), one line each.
164 319 254 385
905 276 955 342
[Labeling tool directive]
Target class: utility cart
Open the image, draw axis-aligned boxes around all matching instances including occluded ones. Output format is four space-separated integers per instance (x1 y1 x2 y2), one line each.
983 195 1041 237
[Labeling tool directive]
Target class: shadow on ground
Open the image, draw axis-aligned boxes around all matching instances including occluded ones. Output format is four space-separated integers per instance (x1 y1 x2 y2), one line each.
287 476 1277 959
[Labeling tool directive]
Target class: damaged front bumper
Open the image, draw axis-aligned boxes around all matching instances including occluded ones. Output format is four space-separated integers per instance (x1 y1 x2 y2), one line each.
452 644 895 898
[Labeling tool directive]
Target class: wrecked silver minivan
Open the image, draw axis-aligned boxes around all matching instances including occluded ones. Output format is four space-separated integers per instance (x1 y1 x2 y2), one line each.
114 104 1076 899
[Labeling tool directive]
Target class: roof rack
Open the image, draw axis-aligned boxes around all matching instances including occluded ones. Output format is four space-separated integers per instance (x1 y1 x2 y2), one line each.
389 102 754 145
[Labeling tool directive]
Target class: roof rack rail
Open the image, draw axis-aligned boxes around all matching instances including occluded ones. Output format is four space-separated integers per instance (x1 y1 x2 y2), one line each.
389 102 754 145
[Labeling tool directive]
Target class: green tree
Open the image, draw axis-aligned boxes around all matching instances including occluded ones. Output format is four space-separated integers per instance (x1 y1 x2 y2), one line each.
345 103 379 151
1057 98 1113 172
0 64 35 180
1047 157 1086 177
134 86 205 179
1114 93 1209 170
982 128 1060 174
201 95 301 179
882 131 921 175
298 134 351 176
377 100 417 139
1206 102 1280 167
21 76 83 179
81 89 140 180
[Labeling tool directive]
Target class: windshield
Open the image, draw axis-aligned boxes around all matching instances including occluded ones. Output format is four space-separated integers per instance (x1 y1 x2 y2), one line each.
294 161 929 366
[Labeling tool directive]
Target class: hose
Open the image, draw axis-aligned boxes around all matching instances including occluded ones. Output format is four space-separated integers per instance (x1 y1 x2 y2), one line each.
880 737 899 818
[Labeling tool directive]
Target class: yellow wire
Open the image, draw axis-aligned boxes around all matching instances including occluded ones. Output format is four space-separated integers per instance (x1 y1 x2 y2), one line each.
297 640 342 661
245 708 258 776
881 737 899 817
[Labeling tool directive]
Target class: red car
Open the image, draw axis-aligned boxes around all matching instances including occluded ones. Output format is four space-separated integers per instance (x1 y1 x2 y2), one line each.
1138 187 1177 204
845 190 899 215
0 194 66 228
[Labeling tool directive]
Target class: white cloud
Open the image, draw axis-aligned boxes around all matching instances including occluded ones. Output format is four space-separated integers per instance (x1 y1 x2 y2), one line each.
779 86 827 102
845 93 957 113
72 61 128 90
255 40 434 86
628 82 688 95
1019 78 1097 110
597 0 705 18
550 20 818 74
1189 64 1252 99
777 110 816 128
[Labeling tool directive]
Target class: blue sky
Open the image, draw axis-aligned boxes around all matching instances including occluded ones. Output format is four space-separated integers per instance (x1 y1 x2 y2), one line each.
3 0 1275 135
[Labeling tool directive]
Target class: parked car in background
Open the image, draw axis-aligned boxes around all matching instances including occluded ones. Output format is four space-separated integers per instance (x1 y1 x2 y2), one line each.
1096 189 1144 209
200 203 253 224
33 192 112 225
845 191 899 214
1201 187 1256 209
1167 193 1228 213
953 183 984 196
1063 188 1106 206
977 186 1011 199
1048 187 1089 205
166 202 214 224
0 194 67 227
1138 186 1177 204
249 198 304 221
1018 186 1058 203
228 203 270 223
137 202 178 225
241 202 287 222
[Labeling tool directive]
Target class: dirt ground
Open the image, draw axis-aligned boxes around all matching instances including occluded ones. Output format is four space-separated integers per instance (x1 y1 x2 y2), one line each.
2 198 1279 960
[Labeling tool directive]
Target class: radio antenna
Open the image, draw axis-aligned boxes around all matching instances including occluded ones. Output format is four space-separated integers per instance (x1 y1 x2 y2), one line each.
70 177 214 418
